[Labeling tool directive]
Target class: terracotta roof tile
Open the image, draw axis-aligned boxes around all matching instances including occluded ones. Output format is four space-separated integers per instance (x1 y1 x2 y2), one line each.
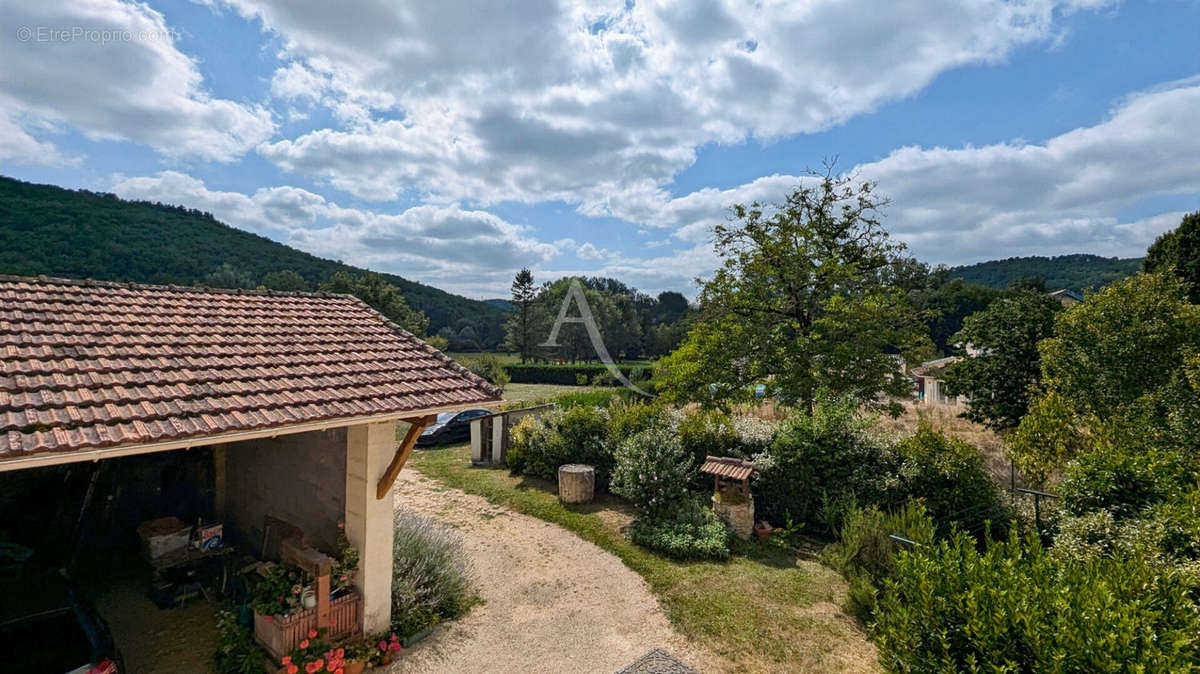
0 275 501 461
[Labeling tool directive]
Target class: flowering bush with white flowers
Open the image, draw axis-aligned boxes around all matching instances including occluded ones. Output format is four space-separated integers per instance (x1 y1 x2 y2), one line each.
610 424 695 518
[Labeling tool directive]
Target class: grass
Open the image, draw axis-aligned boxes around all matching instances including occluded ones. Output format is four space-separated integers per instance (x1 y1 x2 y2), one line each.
447 351 522 365
409 444 879 673
500 382 599 404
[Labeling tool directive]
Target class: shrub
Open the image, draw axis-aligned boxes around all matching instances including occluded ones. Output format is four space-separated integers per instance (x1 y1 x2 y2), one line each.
391 510 475 635
894 422 1010 538
755 398 897 532
462 353 510 388
821 502 934 621
823 502 933 583
1057 439 1193 519
605 398 665 448
610 425 695 518
676 408 778 468
874 530 1200 672
504 406 612 483
630 504 731 561
1054 487 1200 567
212 606 261 674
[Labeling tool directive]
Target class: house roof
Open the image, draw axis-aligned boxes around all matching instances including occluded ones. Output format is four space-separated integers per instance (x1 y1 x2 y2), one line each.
910 356 962 378
0 275 501 464
1048 288 1084 303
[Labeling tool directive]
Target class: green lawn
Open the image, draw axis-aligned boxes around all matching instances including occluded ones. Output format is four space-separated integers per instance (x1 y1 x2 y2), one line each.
408 445 878 673
500 382 600 404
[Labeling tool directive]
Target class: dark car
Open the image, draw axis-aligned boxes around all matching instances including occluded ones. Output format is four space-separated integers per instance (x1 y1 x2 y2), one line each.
415 408 492 446
0 567 122 674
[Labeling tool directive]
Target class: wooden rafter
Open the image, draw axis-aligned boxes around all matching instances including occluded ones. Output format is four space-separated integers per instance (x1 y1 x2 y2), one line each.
376 414 436 499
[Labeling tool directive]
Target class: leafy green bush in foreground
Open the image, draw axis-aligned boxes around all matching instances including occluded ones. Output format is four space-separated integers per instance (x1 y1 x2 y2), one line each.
874 530 1200 672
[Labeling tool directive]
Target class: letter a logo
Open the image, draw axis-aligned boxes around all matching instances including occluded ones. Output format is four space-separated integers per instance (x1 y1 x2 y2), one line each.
541 279 652 397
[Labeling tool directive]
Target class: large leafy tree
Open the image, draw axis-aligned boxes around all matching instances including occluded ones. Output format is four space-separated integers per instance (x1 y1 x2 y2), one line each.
1039 272 1200 421
658 171 931 413
1144 211 1200 303
320 271 431 338
942 290 1061 431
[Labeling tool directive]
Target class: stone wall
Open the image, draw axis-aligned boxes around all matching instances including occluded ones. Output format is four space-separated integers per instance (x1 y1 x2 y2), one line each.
223 428 347 555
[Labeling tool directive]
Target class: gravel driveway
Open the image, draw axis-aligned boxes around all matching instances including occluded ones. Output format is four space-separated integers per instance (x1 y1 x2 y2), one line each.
389 469 721 674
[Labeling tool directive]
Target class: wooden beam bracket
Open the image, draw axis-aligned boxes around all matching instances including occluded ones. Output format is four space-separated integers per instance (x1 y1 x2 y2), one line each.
376 415 436 499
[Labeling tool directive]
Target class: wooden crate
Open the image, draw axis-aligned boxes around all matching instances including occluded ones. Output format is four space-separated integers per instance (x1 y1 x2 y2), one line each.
254 591 362 661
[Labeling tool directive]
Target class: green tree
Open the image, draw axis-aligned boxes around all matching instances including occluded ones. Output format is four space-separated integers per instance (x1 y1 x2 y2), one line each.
320 271 430 337
1039 272 1200 420
1144 211 1200 303
261 269 310 291
503 268 538 362
1005 391 1088 485
658 171 931 413
942 290 1061 430
908 276 1001 354
202 263 257 289
531 278 623 362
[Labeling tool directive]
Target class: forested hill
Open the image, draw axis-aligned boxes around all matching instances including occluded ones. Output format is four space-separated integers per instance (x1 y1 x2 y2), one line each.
0 175 507 347
949 254 1142 292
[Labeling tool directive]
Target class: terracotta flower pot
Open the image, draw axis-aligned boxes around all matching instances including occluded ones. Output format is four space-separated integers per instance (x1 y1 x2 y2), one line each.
343 661 366 674
753 522 774 540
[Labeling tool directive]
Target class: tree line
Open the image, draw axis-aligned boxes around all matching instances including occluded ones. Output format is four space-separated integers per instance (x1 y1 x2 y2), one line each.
501 272 693 363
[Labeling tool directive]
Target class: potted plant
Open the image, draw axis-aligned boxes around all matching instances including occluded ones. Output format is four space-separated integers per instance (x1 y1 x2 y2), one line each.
341 641 374 674
753 520 774 541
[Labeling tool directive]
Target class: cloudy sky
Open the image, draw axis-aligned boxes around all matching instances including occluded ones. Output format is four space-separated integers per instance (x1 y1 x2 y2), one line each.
2 0 1197 298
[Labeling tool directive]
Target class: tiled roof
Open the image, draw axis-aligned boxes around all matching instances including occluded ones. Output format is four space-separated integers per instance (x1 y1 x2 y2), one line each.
699 456 755 481
0 276 501 462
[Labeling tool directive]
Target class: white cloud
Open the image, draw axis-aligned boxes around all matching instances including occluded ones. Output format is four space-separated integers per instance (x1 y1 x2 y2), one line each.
0 0 275 161
0 110 73 166
209 0 1113 205
110 171 558 297
607 78 1200 269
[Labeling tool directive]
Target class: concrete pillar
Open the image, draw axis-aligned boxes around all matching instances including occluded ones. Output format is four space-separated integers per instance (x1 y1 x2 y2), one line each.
492 415 505 464
470 418 485 464
344 421 397 634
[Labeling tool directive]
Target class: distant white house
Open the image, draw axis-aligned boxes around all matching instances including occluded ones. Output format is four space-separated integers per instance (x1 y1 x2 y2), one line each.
911 356 966 407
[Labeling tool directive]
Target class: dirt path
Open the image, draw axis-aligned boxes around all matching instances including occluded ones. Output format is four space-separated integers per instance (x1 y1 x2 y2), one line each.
390 470 723 674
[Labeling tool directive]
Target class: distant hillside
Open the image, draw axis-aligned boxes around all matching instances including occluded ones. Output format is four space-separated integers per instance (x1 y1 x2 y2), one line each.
949 254 1142 292
483 298 515 311
0 175 508 347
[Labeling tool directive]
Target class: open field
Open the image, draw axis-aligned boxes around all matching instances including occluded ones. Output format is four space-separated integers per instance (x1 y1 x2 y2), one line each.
500 382 600 404
409 444 879 674
870 401 1013 485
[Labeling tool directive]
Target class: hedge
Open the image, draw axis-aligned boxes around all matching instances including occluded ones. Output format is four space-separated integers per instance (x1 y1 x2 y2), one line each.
504 363 651 385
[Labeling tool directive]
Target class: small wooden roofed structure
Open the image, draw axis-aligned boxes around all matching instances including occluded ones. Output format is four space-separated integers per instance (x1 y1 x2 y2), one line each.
700 456 756 501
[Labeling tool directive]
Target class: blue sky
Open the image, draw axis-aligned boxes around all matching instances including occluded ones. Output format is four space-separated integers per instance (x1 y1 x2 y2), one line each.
2 0 1198 297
